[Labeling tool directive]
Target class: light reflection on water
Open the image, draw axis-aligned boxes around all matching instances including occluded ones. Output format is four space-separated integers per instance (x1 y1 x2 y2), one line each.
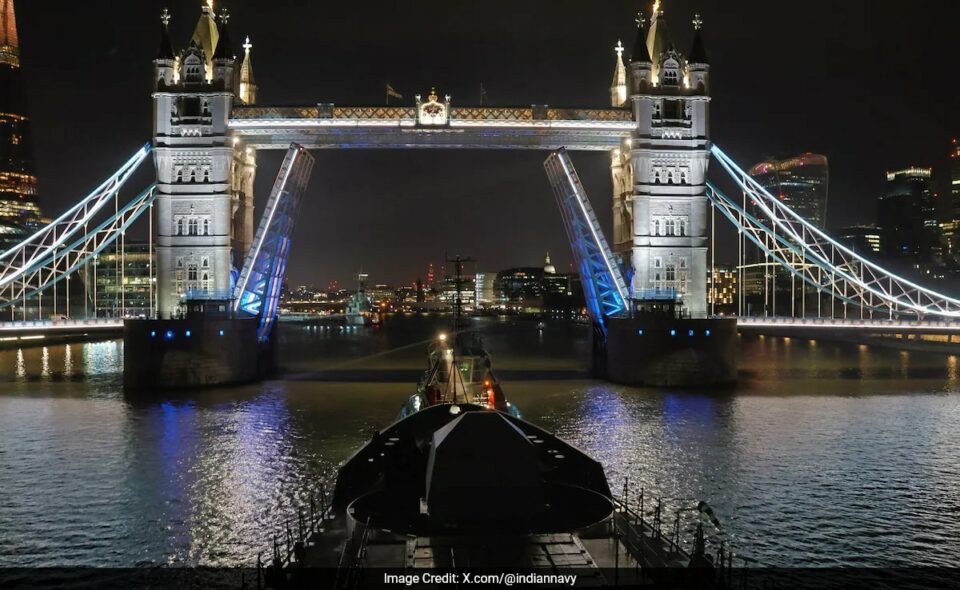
0 318 958 568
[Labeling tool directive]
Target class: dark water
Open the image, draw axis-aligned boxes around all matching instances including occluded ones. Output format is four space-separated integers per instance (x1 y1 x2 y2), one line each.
1 316 958 568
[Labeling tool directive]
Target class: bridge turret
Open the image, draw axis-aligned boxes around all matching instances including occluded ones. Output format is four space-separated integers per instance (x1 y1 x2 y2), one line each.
686 14 709 93
630 12 653 92
152 2 246 318
154 9 176 89
610 40 628 107
621 0 712 318
212 8 237 91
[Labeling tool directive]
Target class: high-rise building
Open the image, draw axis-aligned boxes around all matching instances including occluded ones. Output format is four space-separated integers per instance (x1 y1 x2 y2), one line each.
495 268 543 305
92 243 155 318
836 225 882 257
0 0 43 252
748 153 829 228
878 167 936 261
707 266 737 314
942 140 960 260
474 272 496 310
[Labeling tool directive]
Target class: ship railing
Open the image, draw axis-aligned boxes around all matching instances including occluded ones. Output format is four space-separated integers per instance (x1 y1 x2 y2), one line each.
333 515 374 590
611 478 749 589
252 481 334 590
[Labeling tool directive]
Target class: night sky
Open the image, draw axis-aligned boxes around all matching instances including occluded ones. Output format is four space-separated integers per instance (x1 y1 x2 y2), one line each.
14 0 960 287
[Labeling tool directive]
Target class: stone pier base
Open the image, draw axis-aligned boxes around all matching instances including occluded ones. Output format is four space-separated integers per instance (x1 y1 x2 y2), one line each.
123 316 275 390
594 317 738 388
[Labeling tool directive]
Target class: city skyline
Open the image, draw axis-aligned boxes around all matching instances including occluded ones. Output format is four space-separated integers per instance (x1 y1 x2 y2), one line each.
10 0 960 285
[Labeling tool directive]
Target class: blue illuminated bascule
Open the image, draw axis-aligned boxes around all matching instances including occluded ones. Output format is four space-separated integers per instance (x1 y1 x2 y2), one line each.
546 149 737 387
123 145 315 390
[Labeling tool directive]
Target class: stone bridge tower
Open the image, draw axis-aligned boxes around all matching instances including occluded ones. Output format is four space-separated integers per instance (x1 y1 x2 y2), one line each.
151 3 257 317
610 3 711 317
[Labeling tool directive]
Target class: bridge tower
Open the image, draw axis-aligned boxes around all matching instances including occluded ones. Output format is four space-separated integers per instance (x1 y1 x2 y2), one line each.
615 4 711 317
151 4 257 317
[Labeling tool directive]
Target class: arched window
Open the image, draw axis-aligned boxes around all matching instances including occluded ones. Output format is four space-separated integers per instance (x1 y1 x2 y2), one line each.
664 218 676 236
188 218 199 236
176 218 184 236
202 219 210 236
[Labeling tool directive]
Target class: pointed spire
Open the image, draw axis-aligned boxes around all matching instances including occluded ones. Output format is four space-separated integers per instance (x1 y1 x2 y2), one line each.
610 39 628 106
646 0 673 64
0 0 20 68
239 36 257 104
157 8 175 61
612 40 627 86
631 10 651 63
213 7 234 60
688 13 709 64
192 0 220 81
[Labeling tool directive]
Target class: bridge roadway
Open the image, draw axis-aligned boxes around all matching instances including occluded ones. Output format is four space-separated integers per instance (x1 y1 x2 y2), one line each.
228 105 635 150
4 315 960 350
737 316 960 350
0 319 123 347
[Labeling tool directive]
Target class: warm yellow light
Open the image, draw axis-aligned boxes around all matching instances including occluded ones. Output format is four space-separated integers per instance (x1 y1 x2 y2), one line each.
206 0 214 10
653 0 661 16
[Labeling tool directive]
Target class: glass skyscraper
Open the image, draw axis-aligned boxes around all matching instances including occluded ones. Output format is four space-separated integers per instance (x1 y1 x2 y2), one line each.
878 167 937 261
944 140 960 260
748 153 829 228
0 0 42 253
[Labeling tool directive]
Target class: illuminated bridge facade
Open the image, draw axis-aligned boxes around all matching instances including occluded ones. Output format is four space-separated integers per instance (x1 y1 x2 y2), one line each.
229 104 634 151
2 2 960 355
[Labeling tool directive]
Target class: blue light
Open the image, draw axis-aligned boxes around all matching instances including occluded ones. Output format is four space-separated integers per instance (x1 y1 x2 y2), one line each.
219 330 225 337
185 330 192 338
688 329 695 337
164 330 175 341
150 331 156 338
670 329 676 336
706 330 712 337
638 329 644 336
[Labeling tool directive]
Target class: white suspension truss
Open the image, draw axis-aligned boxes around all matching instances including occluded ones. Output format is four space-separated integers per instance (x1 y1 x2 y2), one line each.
711 144 960 319
0 185 158 311
0 143 152 292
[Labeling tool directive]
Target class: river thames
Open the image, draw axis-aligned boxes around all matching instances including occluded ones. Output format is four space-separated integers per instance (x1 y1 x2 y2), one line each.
0 315 958 569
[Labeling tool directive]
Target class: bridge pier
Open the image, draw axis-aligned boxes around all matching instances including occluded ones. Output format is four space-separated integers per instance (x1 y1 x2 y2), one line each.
123 301 275 391
593 316 738 388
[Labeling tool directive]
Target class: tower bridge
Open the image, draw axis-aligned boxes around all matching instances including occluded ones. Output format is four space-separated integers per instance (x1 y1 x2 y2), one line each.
2 1 960 387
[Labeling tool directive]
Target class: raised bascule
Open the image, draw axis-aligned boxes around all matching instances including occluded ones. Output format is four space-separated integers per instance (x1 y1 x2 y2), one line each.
3 1 960 387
